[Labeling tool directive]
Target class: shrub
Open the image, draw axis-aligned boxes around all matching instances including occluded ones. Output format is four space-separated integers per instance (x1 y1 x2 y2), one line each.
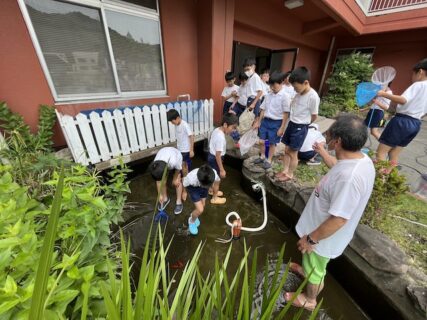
320 53 374 117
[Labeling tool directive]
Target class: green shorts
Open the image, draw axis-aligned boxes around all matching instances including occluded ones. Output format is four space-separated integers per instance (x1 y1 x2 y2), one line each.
302 252 330 285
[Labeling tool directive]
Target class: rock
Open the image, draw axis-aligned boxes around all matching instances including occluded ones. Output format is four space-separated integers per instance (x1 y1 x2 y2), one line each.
55 147 73 161
350 224 409 274
407 286 427 314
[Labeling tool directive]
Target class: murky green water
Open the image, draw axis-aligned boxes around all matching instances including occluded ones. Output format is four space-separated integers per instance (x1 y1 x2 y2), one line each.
126 158 368 319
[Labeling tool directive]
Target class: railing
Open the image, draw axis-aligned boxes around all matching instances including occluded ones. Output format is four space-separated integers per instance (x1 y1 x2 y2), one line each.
56 99 214 169
356 0 427 15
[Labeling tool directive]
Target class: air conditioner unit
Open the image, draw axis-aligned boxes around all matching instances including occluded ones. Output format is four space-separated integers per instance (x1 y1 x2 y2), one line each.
284 0 304 9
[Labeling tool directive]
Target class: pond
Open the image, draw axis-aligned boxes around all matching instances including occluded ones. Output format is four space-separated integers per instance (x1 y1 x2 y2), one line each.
124 157 368 319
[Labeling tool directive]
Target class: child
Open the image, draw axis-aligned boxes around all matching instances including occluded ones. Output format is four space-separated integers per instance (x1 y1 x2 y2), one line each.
208 113 239 204
283 71 297 100
183 164 220 235
364 83 392 140
277 67 320 182
221 72 239 115
243 57 264 119
376 58 427 165
298 123 325 165
149 147 183 214
253 71 290 169
167 109 194 202
260 69 271 98
230 72 249 117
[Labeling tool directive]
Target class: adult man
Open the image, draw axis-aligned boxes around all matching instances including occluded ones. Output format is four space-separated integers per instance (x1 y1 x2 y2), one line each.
284 114 376 311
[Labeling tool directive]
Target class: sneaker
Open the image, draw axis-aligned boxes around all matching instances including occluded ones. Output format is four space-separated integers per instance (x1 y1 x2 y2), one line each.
210 197 227 205
262 161 272 169
188 217 198 235
158 197 170 210
195 217 200 227
174 203 183 215
307 158 321 166
253 157 265 165
208 190 224 197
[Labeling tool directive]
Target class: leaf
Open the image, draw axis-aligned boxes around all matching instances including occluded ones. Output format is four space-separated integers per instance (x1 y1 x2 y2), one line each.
2 276 17 296
66 266 81 280
80 265 95 282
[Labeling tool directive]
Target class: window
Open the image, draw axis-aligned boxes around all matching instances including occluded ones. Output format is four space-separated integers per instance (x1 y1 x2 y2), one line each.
334 47 375 64
20 0 166 102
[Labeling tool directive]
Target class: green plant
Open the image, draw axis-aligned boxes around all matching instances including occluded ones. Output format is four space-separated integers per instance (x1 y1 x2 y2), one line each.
362 160 408 227
320 53 374 117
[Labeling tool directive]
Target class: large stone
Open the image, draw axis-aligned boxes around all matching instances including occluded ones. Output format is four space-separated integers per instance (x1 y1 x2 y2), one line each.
350 224 409 274
55 147 73 161
407 285 427 314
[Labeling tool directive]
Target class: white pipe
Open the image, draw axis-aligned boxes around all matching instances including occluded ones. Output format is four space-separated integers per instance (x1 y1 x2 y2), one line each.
216 183 268 243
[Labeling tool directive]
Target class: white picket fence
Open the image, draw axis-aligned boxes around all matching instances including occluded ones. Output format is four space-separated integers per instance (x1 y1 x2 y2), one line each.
56 99 214 168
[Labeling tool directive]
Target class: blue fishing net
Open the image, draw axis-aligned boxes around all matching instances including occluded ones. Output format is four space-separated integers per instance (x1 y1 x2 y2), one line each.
356 82 382 107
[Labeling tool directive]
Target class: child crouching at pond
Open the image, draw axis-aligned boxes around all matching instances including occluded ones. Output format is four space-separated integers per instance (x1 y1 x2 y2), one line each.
149 147 183 215
183 164 220 235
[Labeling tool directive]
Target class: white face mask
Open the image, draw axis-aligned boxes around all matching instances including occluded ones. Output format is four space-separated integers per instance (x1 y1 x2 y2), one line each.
245 69 254 77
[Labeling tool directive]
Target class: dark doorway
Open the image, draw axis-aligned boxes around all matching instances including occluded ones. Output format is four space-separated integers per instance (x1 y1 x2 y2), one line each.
232 41 298 77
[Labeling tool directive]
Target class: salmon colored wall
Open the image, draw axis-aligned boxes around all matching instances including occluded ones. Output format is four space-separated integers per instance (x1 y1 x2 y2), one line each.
233 23 327 91
335 29 427 95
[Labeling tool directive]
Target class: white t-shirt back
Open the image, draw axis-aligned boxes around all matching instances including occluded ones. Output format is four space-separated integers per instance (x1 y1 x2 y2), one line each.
176 120 193 152
154 147 183 171
397 80 427 119
300 127 326 153
290 88 320 124
247 73 264 98
221 85 239 102
209 128 226 156
183 168 220 188
372 89 392 111
296 154 375 259
260 87 291 120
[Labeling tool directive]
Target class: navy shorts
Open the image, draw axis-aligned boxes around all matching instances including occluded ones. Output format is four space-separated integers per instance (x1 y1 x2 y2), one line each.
208 153 223 175
259 118 282 145
379 113 421 148
223 101 233 115
232 102 246 117
282 121 309 151
181 152 191 170
247 97 262 117
364 109 384 128
186 186 208 203
298 150 316 161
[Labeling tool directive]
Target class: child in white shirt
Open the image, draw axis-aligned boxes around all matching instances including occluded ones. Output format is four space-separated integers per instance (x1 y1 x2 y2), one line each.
364 84 392 140
221 72 239 115
183 164 220 235
260 69 271 98
208 113 239 204
298 123 326 165
149 147 183 214
283 71 297 100
167 109 194 208
230 72 249 117
243 57 264 119
377 58 427 166
277 67 320 182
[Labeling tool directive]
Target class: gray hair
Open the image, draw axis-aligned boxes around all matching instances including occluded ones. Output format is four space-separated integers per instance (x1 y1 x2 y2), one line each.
328 114 368 151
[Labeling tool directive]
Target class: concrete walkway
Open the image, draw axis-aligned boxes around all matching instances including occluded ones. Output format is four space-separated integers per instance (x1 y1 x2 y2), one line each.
366 116 427 192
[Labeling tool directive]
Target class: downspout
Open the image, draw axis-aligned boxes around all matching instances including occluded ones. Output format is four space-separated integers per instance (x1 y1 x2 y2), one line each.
318 36 336 96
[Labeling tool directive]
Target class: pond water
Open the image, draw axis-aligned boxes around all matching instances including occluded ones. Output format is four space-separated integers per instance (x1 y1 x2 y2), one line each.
125 158 368 319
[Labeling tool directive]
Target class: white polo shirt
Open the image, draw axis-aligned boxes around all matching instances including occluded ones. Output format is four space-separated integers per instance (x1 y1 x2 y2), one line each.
397 80 427 119
183 168 220 188
296 154 375 259
221 84 239 103
290 88 320 124
209 128 226 156
154 147 182 171
246 73 264 98
260 87 291 120
176 120 193 153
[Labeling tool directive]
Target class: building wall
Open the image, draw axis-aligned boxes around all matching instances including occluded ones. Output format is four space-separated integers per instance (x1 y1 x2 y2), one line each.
334 28 427 95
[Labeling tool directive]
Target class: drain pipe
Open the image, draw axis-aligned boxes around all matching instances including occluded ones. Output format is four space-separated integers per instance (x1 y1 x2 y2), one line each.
216 183 268 243
318 36 336 96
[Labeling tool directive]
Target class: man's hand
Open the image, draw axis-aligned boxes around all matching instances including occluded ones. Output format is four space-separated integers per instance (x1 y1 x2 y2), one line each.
190 151 195 158
297 235 315 254
313 141 326 154
220 169 226 178
277 126 285 137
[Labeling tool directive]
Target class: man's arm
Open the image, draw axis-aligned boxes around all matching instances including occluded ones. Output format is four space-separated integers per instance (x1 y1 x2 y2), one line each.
313 142 336 168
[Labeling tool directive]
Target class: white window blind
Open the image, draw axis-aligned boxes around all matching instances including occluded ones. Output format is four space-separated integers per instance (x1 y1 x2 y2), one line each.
21 0 166 102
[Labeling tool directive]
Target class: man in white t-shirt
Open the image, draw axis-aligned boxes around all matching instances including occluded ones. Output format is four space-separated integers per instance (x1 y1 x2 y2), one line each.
283 114 375 311
167 109 195 212
149 147 183 214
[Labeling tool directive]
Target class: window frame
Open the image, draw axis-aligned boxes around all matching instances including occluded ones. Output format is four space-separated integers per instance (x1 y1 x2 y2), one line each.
18 0 167 103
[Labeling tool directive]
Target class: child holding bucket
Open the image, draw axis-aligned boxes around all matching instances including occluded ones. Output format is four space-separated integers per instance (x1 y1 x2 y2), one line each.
376 58 427 166
364 83 392 140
